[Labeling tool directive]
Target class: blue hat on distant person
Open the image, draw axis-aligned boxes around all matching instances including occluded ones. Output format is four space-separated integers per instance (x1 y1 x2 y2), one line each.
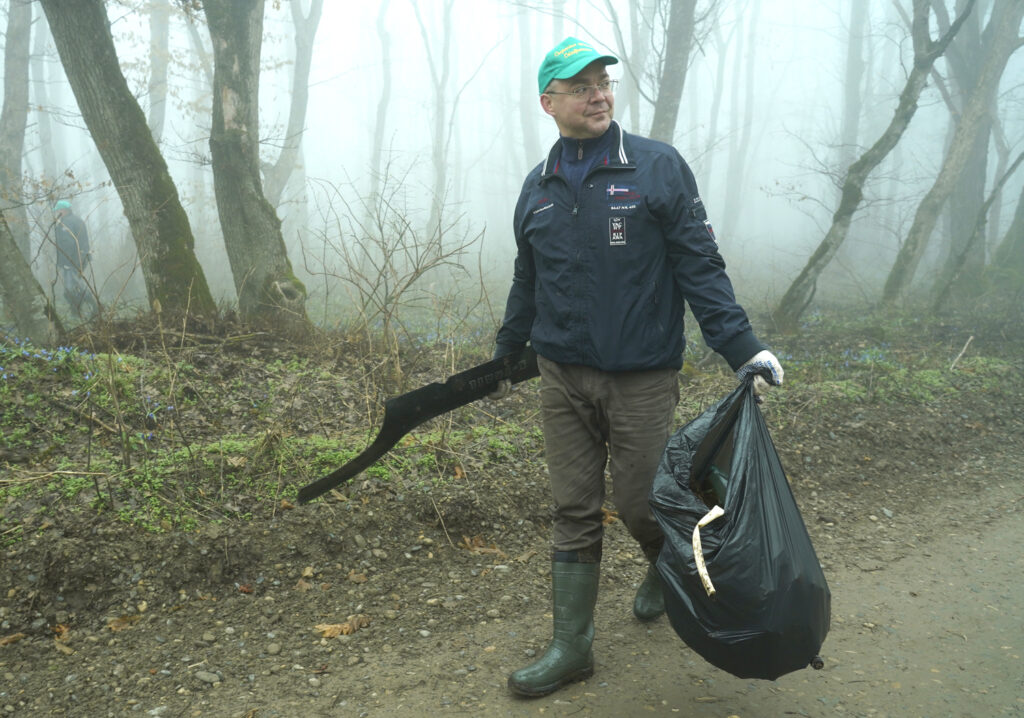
538 37 618 94
54 200 72 211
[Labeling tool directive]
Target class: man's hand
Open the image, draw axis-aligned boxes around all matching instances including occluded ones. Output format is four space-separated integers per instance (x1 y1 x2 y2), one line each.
487 379 512 401
737 350 784 401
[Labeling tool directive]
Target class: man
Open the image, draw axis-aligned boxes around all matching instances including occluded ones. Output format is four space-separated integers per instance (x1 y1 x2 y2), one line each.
489 37 784 698
53 199 95 318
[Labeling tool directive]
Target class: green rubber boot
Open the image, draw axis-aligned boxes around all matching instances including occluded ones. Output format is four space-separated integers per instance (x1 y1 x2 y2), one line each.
508 561 599 697
632 563 665 621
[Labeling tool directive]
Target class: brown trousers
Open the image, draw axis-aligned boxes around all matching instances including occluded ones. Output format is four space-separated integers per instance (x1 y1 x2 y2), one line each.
537 355 679 554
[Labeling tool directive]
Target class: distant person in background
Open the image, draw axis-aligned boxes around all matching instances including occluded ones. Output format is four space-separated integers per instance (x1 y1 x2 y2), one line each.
488 37 784 697
53 199 96 319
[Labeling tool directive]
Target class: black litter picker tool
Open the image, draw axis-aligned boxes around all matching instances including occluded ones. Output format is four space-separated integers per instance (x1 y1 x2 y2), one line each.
649 378 830 680
298 347 539 504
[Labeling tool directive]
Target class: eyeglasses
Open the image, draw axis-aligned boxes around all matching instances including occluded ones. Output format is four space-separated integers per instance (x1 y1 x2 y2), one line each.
543 79 618 100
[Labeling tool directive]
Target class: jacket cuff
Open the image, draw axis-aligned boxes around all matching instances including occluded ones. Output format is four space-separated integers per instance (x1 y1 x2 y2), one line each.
717 331 766 372
493 342 525 360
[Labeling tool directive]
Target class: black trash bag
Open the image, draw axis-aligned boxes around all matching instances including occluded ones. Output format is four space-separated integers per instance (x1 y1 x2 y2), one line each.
649 380 830 680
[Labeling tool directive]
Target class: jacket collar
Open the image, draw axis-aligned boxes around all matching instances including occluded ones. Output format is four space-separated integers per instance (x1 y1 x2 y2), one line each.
540 120 631 179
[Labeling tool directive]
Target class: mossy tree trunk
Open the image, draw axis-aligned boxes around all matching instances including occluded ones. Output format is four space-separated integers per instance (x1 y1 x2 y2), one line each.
203 0 308 329
0 212 64 346
39 0 216 319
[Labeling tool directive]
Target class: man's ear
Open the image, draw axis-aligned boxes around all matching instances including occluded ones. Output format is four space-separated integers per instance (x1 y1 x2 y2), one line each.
540 93 556 118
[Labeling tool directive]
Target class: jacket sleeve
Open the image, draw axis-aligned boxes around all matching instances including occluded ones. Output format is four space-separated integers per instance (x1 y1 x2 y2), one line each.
493 188 537 358
651 149 764 370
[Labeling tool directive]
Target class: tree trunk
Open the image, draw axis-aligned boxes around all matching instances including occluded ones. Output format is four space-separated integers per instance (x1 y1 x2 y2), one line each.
721 0 760 239
647 0 698 143
934 0 989 297
39 0 216 319
931 149 1024 309
773 0 976 330
31 3 60 184
368 0 393 216
838 0 869 172
0 0 32 260
412 0 455 235
991 176 1024 281
0 211 64 346
262 0 323 209
203 0 308 327
882 0 1024 304
147 0 171 143
703 23 731 183
517 5 542 166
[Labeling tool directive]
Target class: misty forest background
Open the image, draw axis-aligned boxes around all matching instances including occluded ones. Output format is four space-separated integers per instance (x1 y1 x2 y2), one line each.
1 0 1023 350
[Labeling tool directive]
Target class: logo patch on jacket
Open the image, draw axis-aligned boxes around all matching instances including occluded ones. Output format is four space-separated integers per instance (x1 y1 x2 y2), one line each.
609 217 627 246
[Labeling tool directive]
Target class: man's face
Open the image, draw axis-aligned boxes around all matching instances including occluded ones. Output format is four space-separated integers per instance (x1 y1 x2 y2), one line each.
540 60 614 139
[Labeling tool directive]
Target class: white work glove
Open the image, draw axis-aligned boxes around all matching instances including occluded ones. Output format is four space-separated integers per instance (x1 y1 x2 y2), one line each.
737 350 784 401
487 379 511 401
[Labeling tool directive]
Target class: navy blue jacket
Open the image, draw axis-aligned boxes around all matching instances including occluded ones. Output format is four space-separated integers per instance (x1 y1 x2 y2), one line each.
495 121 763 372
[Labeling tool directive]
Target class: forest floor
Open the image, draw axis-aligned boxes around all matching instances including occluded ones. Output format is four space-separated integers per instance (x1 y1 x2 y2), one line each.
1 312 1022 717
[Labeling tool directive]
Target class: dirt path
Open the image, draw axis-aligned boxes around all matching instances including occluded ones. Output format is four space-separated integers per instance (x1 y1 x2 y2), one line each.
299 476 1021 718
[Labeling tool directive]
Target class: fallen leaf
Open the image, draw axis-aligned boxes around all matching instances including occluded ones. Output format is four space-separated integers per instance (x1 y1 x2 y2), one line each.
238 584 253 594
294 578 313 592
315 614 370 638
601 507 619 525
453 465 466 479
458 534 507 558
0 632 26 647
54 638 75 655
280 499 295 510
53 624 71 642
346 569 368 584
302 566 315 578
107 615 142 632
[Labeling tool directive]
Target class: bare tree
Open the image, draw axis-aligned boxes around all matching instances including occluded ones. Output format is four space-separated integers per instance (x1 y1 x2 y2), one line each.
720 0 760 238
147 0 171 143
991 175 1024 286
261 0 324 209
517 5 543 165
931 149 1024 309
882 0 1024 303
647 0 699 143
38 0 216 318
203 0 308 328
0 0 32 260
838 0 870 173
367 0 393 211
412 0 455 235
930 0 996 295
772 0 976 330
30 3 60 186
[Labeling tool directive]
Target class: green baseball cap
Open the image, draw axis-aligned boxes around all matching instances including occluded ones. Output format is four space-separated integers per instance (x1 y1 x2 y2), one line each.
538 37 618 94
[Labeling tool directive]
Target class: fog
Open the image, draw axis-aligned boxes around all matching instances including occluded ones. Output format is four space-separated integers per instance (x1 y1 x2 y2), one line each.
9 0 1024 322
